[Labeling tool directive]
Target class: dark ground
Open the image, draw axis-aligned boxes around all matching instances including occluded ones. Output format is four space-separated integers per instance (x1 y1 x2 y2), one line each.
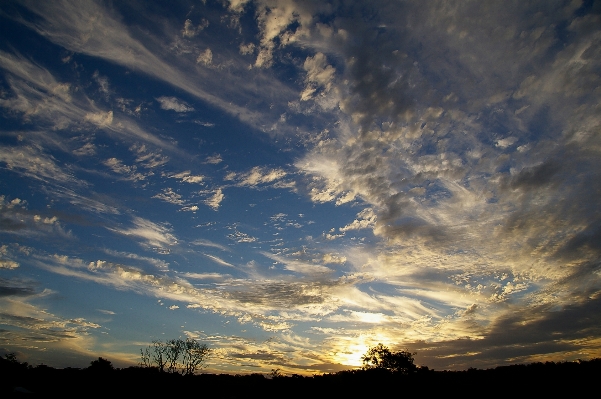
2 356 599 398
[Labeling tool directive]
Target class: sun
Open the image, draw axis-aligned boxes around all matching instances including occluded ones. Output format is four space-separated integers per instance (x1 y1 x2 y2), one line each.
332 343 368 368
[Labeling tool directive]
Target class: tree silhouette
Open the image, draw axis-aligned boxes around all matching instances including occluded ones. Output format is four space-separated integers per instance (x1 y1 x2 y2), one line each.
141 338 210 375
141 340 168 372
182 338 210 375
88 357 114 372
361 344 416 374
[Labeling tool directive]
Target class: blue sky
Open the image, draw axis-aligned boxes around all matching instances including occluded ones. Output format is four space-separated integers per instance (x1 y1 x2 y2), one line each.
1 0 600 374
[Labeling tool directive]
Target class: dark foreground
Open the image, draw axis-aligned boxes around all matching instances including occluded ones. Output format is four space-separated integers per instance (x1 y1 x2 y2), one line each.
2 357 600 398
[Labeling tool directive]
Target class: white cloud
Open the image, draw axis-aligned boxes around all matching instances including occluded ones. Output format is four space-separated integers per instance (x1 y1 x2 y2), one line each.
103 158 148 181
84 110 113 126
196 48 213 66
340 208 377 232
182 18 208 38
227 230 257 243
239 42 255 55
264 252 332 276
152 188 184 205
322 253 346 264
191 239 228 251
107 217 177 251
0 50 182 156
203 253 234 268
156 96 194 112
204 188 224 211
102 249 169 270
93 71 110 94
205 154 223 164
0 145 79 185
182 272 229 280
226 166 287 187
130 144 169 169
496 137 518 148
16 0 298 135
301 52 336 102
169 171 204 184
73 142 96 156
0 259 19 269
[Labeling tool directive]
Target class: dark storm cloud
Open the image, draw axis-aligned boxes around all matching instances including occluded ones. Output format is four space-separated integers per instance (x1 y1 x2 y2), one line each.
412 293 601 370
558 224 601 258
509 161 561 190
0 278 36 297
0 217 27 232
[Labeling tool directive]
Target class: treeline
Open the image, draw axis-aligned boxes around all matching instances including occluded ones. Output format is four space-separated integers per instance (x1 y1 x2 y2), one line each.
1 354 599 397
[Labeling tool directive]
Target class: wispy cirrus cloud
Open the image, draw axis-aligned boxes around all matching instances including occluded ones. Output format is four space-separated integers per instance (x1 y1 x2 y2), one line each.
103 158 150 182
15 0 299 135
107 216 177 252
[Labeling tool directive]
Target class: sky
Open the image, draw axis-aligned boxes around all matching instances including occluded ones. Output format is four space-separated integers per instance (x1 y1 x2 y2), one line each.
0 0 600 375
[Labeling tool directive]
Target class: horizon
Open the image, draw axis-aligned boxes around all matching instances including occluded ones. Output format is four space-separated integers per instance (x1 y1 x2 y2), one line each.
1 0 600 375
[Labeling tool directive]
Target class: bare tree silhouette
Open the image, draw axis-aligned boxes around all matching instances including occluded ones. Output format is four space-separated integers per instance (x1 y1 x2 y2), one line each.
141 338 210 375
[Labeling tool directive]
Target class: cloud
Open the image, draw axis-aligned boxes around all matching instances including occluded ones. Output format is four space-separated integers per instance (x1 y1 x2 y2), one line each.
300 52 336 102
72 142 96 156
103 158 148 181
205 154 223 164
191 239 228 251
0 260 19 269
152 188 185 206
239 42 255 55
204 188 224 211
182 272 229 281
107 216 177 251
169 171 204 184
3 0 600 373
182 18 208 38
0 278 35 296
227 230 257 243
32 251 345 336
340 208 377 232
104 249 169 270
84 110 113 126
203 253 235 268
130 144 169 169
0 145 80 185
93 71 110 95
409 293 601 370
15 0 299 135
194 120 216 127
225 166 288 188
322 253 346 265
263 252 333 276
0 282 100 358
196 48 213 66
0 50 184 155
156 96 194 112
0 196 72 239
